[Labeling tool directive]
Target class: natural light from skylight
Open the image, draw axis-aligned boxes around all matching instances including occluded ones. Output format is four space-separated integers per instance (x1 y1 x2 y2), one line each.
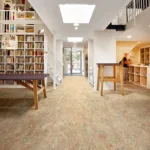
68 37 83 42
59 4 96 23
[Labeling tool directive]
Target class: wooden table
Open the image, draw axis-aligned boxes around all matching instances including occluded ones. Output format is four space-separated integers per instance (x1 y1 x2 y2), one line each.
0 74 49 110
97 63 124 96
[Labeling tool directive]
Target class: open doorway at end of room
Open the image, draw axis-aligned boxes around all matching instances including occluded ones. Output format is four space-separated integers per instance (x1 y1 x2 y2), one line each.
64 47 84 76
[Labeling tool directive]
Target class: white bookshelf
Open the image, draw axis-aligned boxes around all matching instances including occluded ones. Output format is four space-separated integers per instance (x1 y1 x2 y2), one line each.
0 33 48 87
129 65 150 89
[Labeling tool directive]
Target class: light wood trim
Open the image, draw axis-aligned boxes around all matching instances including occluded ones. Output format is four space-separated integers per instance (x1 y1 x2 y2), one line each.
42 79 47 98
101 65 104 96
33 80 38 110
113 65 116 90
25 80 42 89
119 65 124 96
15 80 33 91
37 87 44 95
97 65 100 91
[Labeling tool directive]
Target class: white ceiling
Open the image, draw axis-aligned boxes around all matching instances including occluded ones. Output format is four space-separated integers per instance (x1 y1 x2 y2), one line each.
29 0 131 44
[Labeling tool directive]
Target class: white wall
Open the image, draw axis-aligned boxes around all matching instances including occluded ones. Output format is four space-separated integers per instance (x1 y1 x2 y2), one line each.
56 40 63 82
93 30 116 90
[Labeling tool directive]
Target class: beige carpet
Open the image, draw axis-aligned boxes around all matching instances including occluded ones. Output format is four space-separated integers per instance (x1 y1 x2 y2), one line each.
0 76 150 150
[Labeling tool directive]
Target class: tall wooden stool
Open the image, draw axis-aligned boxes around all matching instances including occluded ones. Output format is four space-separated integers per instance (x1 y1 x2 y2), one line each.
97 63 124 96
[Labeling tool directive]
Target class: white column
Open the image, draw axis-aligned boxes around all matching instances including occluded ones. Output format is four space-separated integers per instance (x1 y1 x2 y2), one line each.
88 39 94 84
56 40 63 83
53 35 56 89
93 30 116 90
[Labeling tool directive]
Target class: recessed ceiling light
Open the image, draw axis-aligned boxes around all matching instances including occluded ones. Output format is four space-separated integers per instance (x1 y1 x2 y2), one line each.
75 27 78 30
74 23 79 26
68 37 83 42
59 4 96 23
127 35 132 38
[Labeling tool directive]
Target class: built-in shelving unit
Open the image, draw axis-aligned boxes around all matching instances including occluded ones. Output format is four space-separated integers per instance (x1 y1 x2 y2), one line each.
140 47 150 65
0 33 47 86
129 65 150 89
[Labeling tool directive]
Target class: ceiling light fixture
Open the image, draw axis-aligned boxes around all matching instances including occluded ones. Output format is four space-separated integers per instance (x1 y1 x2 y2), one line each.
74 23 79 26
59 4 96 23
68 37 83 43
75 27 78 30
127 35 132 39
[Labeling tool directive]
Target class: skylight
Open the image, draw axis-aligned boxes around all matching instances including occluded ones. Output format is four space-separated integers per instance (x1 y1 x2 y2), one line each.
67 37 83 43
59 4 96 23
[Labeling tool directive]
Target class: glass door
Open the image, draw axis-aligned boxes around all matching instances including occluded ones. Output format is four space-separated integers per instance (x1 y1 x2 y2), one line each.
64 48 82 75
72 50 82 74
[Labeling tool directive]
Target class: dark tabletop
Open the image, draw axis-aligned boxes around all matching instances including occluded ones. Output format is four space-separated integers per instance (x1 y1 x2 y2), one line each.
0 74 49 80
97 63 121 66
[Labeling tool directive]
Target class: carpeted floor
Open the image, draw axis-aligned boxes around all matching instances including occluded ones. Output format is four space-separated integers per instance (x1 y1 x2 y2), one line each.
0 76 150 150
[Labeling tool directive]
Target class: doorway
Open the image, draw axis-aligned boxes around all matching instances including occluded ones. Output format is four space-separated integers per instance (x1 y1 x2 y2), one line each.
64 48 82 75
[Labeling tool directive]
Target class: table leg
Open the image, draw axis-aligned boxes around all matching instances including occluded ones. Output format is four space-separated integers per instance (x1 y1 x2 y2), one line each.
42 79 47 98
97 65 100 91
33 80 38 109
101 65 104 96
119 65 124 96
113 65 116 90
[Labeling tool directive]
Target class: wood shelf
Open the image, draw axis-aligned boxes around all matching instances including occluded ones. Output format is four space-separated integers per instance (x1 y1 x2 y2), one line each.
128 65 150 89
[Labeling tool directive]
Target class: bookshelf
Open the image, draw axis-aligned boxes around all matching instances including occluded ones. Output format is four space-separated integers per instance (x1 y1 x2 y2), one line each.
140 47 150 65
0 33 47 86
128 65 150 89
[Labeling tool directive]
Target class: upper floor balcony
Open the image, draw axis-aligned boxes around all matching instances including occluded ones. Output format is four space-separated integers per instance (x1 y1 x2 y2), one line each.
108 0 150 30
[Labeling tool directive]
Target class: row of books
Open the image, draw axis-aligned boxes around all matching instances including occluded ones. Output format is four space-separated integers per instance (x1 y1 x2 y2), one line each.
6 57 14 63
4 50 14 56
25 43 34 49
15 50 24 56
17 35 24 41
26 36 34 42
25 57 34 63
0 57 4 62
18 43 24 48
35 64 44 70
35 57 44 63
35 43 44 49
0 51 3 56
35 50 44 56
25 50 34 56
16 57 24 63
16 64 24 71
25 65 34 70
6 64 14 70
0 65 4 70
35 36 44 42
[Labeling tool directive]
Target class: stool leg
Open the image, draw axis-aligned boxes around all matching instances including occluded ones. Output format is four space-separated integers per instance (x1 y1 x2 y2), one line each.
97 65 100 91
101 65 104 96
113 65 116 90
119 65 124 96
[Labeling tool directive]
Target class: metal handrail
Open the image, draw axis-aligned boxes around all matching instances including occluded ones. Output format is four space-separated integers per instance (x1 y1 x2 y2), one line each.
112 0 150 25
